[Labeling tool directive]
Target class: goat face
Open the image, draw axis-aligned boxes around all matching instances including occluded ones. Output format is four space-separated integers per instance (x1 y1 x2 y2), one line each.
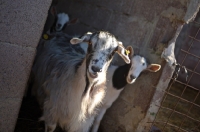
70 31 131 83
55 13 69 31
127 55 161 84
127 55 148 83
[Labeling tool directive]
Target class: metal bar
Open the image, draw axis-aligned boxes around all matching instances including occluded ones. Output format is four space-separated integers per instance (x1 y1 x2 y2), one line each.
186 69 200 77
189 36 200 43
162 68 195 130
181 49 200 60
151 26 200 129
180 27 200 65
177 91 200 131
170 78 200 91
177 58 200 131
162 26 200 131
163 90 200 108
148 121 188 132
194 21 200 25
149 21 200 132
156 105 200 124
176 58 200 131
148 79 176 131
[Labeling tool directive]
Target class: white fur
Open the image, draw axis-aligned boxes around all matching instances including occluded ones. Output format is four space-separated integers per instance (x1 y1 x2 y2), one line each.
56 13 69 31
91 55 160 132
126 55 147 83
32 31 130 132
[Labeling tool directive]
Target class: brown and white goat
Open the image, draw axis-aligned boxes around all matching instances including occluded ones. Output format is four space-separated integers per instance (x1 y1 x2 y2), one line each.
32 31 131 132
91 49 161 132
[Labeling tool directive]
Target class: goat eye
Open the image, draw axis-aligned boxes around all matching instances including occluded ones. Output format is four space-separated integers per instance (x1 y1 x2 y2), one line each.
142 63 145 66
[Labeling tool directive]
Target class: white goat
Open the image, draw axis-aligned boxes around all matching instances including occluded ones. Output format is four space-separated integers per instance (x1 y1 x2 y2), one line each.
91 49 161 132
49 7 69 33
42 5 79 37
35 5 78 66
32 31 131 132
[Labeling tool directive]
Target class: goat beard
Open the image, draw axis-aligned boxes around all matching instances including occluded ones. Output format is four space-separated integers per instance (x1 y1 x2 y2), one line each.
83 74 97 97
85 71 107 96
80 77 106 120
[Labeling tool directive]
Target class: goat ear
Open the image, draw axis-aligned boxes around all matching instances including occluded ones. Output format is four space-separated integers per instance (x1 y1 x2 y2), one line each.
70 32 92 44
116 42 131 64
67 18 79 25
50 6 57 16
126 46 134 58
146 64 161 72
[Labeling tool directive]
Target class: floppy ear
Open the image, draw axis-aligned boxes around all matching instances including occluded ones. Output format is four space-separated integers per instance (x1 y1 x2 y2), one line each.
126 46 134 58
70 32 92 44
146 64 161 72
50 6 57 16
116 42 131 64
67 18 79 25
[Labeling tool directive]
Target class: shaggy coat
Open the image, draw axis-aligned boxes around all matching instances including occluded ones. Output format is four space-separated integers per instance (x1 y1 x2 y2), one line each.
32 31 131 132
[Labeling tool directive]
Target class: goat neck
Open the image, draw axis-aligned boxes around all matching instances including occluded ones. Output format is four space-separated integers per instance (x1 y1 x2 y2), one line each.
112 63 131 89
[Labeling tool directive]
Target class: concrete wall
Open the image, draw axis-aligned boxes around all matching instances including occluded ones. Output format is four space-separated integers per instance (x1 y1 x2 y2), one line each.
57 0 189 131
0 0 52 131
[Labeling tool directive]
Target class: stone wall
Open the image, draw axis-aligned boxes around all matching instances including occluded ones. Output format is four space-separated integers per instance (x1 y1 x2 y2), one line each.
0 0 52 131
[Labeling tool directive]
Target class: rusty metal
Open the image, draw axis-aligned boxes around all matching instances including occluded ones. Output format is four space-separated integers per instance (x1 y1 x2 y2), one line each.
148 121 188 132
161 90 200 109
148 20 200 132
155 105 200 124
171 79 199 91
177 85 200 131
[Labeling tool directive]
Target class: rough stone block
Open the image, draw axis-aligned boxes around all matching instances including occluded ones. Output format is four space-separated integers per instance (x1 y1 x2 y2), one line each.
130 0 187 22
0 0 52 48
56 0 72 13
80 4 98 26
107 13 153 48
149 17 176 49
64 23 96 36
91 7 112 30
0 98 22 132
96 0 123 12
121 0 135 14
0 42 36 98
68 1 88 20
107 14 132 46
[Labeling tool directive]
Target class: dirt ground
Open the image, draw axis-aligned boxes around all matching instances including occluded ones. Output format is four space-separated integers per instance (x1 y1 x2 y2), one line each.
14 95 65 132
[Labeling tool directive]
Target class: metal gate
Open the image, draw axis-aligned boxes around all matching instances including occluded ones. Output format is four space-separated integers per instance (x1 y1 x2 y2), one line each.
149 12 200 132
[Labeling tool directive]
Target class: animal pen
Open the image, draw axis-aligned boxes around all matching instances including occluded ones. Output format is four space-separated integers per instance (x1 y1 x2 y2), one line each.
1 0 200 132
148 13 200 132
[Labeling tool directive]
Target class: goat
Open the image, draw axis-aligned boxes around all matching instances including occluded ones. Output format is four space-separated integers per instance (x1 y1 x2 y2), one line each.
90 49 161 132
43 6 79 37
36 5 78 64
35 6 73 61
48 6 69 34
32 31 131 132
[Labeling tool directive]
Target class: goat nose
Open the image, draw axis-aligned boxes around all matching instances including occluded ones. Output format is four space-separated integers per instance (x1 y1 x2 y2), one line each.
91 66 102 73
130 75 136 80
57 24 61 28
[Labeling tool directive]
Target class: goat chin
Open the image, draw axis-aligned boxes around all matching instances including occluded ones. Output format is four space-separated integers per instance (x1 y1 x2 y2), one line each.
44 58 106 132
